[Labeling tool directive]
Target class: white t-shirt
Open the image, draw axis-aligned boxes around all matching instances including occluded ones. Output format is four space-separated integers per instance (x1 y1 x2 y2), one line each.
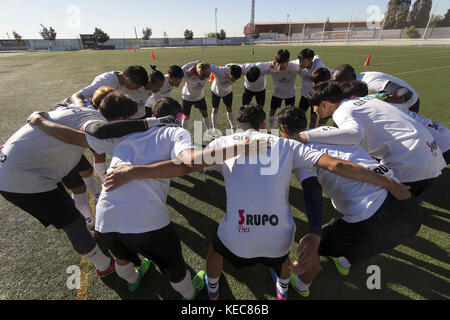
267 61 299 99
210 64 233 97
296 55 333 97
145 75 177 109
241 62 272 93
407 111 450 153
205 129 324 259
327 97 445 182
93 127 194 234
181 61 208 101
295 127 394 223
357 71 419 113
78 71 147 119
0 106 105 193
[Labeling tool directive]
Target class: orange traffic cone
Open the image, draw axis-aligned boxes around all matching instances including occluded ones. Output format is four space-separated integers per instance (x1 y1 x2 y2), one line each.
364 53 371 66
152 51 155 59
134 48 136 53
251 47 254 55
209 74 214 82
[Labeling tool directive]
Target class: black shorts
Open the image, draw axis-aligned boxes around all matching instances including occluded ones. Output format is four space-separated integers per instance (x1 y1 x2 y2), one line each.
96 222 187 283
270 96 295 110
318 193 421 264
403 177 438 199
61 155 92 189
242 88 266 107
299 95 311 112
211 92 233 109
182 98 207 117
0 183 82 229
211 226 289 277
444 150 450 165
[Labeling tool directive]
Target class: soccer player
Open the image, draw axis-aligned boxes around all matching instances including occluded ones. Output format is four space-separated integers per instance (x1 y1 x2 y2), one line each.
145 65 184 111
296 49 333 128
297 82 446 198
201 104 410 300
277 106 421 294
267 49 299 131
241 62 273 107
180 61 212 131
130 65 165 118
332 64 420 113
0 92 144 280
209 64 242 132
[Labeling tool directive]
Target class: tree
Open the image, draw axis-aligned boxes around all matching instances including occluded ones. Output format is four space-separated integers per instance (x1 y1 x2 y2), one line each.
324 17 333 31
12 31 24 43
217 29 226 40
251 31 260 39
394 0 411 29
411 0 433 28
142 27 152 40
207 32 218 38
39 24 57 41
384 0 399 29
404 25 421 38
163 32 168 39
408 0 421 26
93 27 110 44
184 29 194 41
435 8 450 27
430 14 443 27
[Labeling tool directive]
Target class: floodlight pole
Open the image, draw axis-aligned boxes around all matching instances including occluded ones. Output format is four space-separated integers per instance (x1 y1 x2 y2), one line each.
420 0 439 47
215 8 218 34
302 17 306 43
321 18 326 42
287 14 291 43
346 10 353 46
378 10 387 45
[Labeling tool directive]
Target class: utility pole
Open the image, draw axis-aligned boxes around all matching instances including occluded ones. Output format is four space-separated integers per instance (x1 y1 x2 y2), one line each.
215 8 218 33
134 26 138 39
287 14 291 43
420 0 440 47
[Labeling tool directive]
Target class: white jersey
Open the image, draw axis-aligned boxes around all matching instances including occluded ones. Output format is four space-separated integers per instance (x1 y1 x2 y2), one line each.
295 127 395 223
407 111 450 153
296 55 333 97
268 61 299 99
210 64 234 97
205 129 324 259
145 75 177 109
0 106 105 193
242 62 272 93
357 71 419 113
78 71 147 119
330 97 445 182
93 127 194 234
181 61 208 101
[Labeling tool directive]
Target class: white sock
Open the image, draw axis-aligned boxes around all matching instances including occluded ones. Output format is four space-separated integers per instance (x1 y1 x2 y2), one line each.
211 113 218 129
276 276 290 295
115 261 138 284
226 112 234 129
203 117 211 130
93 162 107 182
338 256 351 269
182 118 189 129
83 245 111 272
170 270 194 299
294 275 311 292
269 116 275 130
72 193 94 223
82 175 100 199
206 274 220 293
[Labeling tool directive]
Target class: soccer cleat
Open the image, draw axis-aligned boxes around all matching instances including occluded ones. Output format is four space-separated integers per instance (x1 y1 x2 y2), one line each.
185 270 206 300
96 258 116 278
128 258 151 292
289 274 310 298
328 256 350 276
269 267 288 300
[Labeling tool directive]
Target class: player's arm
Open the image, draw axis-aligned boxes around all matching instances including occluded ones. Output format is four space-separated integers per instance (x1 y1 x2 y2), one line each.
384 81 413 103
27 112 89 147
295 126 363 145
71 91 88 107
315 154 411 200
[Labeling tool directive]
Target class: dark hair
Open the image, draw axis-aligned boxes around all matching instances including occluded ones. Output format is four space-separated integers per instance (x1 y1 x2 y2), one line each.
123 65 149 86
246 66 261 83
168 65 184 78
152 97 182 117
298 48 314 60
98 92 138 120
229 65 242 80
332 64 356 83
237 104 266 130
308 81 344 107
149 65 165 83
310 67 331 86
275 49 290 63
339 80 369 99
277 106 307 133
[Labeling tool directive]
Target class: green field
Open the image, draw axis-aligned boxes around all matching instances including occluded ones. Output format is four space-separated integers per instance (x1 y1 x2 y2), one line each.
0 45 449 300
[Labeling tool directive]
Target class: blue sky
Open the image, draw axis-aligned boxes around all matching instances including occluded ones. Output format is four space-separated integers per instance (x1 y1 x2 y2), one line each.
1 0 449 39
